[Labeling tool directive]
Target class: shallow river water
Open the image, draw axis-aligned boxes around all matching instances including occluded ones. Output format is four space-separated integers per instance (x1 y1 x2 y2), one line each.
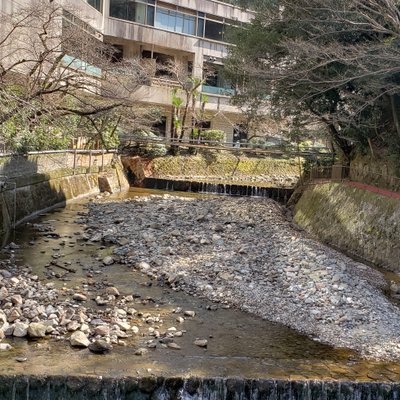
1 188 400 383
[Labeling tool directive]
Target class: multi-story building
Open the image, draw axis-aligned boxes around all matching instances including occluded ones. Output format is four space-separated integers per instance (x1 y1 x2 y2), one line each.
1 0 254 143
76 0 254 143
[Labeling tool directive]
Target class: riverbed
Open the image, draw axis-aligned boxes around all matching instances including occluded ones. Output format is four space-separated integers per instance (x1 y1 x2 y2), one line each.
0 188 400 383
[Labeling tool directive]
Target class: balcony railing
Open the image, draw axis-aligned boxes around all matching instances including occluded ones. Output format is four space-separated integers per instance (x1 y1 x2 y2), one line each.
202 85 235 96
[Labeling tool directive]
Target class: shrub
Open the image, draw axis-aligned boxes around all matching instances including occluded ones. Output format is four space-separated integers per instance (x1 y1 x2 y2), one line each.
191 129 225 145
131 129 168 157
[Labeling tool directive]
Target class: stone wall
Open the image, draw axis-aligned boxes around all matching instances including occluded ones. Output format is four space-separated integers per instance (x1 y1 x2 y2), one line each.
0 151 129 240
294 182 400 272
122 153 302 188
350 155 400 192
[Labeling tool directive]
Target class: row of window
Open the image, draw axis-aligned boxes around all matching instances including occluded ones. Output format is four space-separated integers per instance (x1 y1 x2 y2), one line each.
109 0 236 42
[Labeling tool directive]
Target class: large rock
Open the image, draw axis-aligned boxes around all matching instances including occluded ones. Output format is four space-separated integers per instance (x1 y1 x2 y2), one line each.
88 340 112 354
73 293 87 302
70 331 90 348
13 322 29 337
106 286 120 296
0 311 9 337
28 322 47 338
102 256 114 266
0 287 8 301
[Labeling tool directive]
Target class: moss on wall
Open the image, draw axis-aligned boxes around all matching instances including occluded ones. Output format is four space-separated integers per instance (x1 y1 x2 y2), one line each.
0 156 128 243
351 155 400 192
122 153 303 189
294 183 400 271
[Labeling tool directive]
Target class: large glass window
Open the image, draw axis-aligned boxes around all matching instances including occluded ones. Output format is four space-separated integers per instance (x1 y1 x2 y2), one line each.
155 8 195 35
110 0 147 24
146 4 155 25
109 0 237 43
205 20 224 41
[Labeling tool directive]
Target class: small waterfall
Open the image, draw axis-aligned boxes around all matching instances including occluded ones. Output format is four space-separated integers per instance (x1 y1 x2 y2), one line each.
141 178 293 204
3 376 400 399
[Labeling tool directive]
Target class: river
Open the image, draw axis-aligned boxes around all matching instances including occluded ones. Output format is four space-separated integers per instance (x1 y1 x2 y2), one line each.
0 188 399 385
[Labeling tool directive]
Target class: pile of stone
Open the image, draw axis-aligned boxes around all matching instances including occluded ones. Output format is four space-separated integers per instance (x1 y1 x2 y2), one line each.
83 194 400 360
0 257 201 354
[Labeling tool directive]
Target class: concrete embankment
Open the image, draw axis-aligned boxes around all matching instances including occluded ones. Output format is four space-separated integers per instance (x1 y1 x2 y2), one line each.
294 182 400 272
0 151 128 239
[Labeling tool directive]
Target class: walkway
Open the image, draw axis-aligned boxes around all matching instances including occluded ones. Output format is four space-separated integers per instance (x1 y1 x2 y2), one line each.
347 181 400 200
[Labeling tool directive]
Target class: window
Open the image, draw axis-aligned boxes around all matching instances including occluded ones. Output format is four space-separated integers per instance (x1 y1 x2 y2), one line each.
203 62 235 96
108 1 240 43
87 0 102 12
155 8 195 35
146 4 155 25
197 18 205 37
142 50 174 77
110 0 149 24
205 20 224 41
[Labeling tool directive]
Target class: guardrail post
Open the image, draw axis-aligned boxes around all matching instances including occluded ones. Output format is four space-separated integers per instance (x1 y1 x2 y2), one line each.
101 150 105 172
89 150 92 173
73 150 77 175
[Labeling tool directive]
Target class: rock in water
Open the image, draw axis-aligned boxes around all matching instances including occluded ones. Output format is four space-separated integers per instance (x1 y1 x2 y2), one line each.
13 322 29 338
70 331 90 348
194 339 208 348
184 311 195 317
73 293 87 302
0 343 12 351
28 323 47 338
106 286 120 296
102 256 114 266
88 340 112 354
135 348 148 356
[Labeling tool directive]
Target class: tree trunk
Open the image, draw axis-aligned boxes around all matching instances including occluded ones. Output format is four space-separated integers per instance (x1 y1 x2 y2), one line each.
326 123 353 165
389 94 400 138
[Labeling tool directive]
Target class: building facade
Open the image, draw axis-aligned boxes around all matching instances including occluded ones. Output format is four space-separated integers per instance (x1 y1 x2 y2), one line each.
79 0 254 143
1 0 254 143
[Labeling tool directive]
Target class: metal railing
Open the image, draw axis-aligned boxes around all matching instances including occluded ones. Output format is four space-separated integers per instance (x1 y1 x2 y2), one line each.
301 164 400 194
120 136 333 158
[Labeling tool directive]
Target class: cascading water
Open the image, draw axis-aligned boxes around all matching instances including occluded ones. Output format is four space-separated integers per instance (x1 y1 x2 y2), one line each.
142 178 293 203
2 376 399 399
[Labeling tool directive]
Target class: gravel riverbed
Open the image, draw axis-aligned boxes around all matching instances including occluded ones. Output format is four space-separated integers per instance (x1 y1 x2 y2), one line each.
82 194 400 361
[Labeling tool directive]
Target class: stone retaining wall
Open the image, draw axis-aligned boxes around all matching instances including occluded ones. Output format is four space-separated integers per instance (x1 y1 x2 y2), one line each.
350 155 400 192
122 153 302 188
294 182 400 272
0 151 129 241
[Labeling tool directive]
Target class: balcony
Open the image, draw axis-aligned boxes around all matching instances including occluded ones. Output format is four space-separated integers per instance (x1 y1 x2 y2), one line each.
202 85 235 96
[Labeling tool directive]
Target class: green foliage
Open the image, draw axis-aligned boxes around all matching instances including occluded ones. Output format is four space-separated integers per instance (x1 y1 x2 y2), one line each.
1 116 74 153
226 0 400 163
131 129 167 157
190 129 225 144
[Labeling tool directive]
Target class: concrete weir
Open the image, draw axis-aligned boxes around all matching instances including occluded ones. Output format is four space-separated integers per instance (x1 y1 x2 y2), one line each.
142 178 294 204
0 375 398 399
